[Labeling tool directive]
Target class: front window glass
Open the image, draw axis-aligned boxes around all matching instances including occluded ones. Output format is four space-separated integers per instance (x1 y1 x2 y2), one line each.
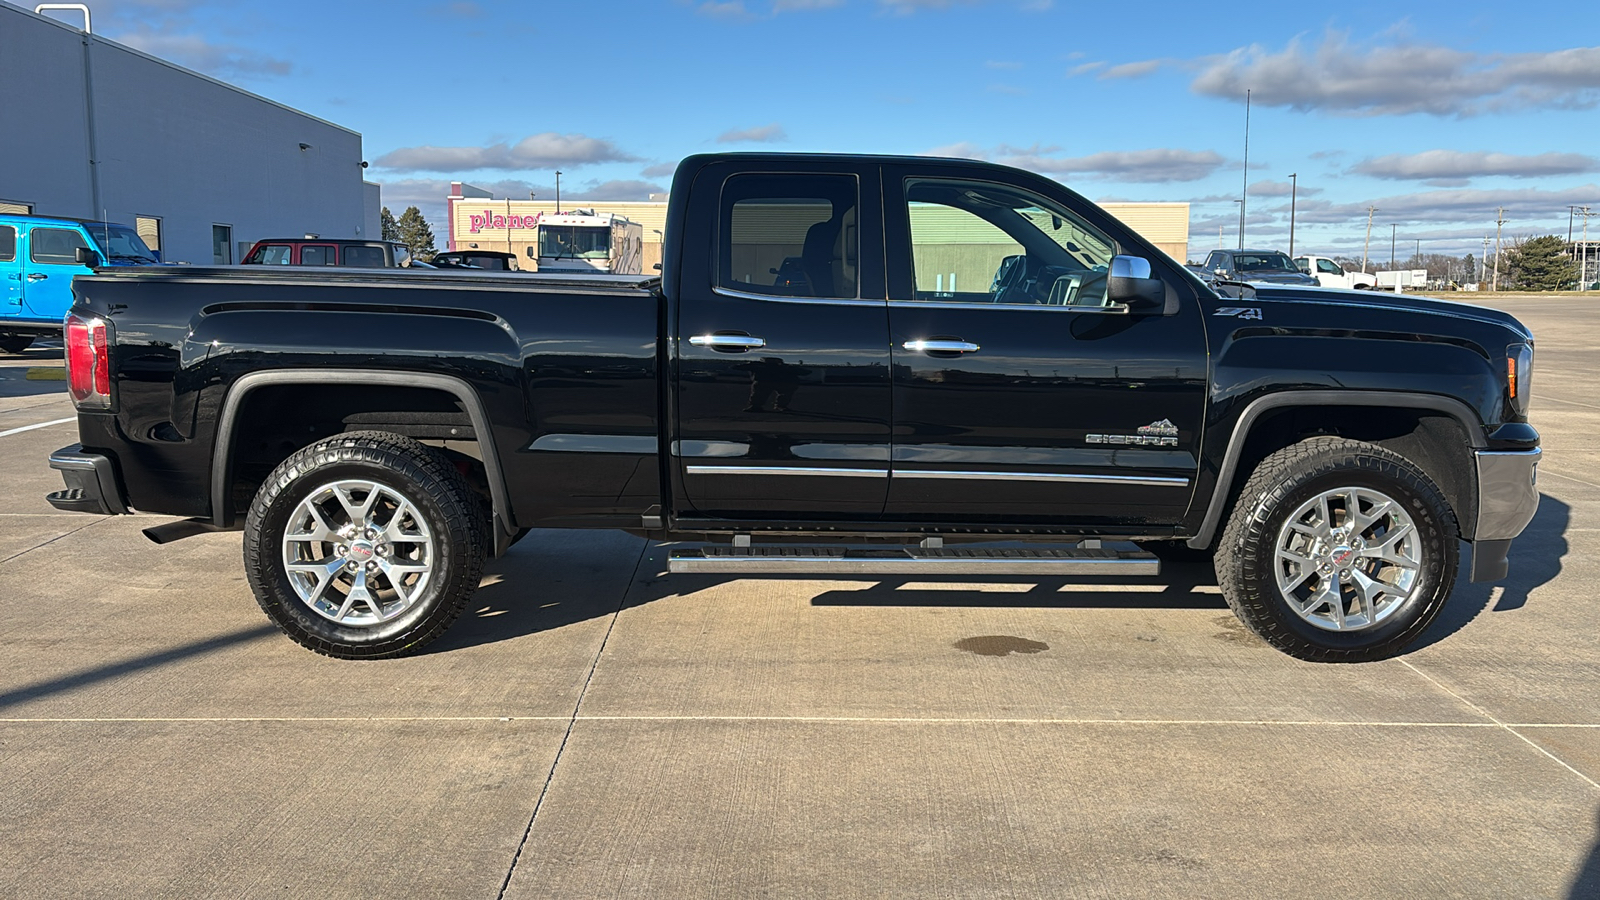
340 244 388 267
539 226 611 260
251 244 293 265
903 178 1114 307
87 224 157 263
30 227 91 265
1318 259 1343 275
1233 252 1297 272
719 173 858 299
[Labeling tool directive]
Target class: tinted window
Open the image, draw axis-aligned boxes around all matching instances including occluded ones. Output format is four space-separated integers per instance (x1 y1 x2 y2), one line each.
1234 253 1296 272
249 244 292 265
1318 259 1343 274
30 227 90 265
212 225 232 265
0 226 14 262
301 245 337 266
340 244 387 267
902 178 1114 308
720 173 858 299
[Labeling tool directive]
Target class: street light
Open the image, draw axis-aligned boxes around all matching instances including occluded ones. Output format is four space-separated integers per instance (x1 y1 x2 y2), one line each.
1390 224 1397 269
1288 173 1298 257
555 170 562 214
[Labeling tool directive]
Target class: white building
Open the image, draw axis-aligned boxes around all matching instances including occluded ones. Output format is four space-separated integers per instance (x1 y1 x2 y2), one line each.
0 2 378 265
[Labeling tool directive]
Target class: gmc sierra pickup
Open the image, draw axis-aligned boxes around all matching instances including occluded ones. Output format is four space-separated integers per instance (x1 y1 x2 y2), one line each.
46 153 1541 663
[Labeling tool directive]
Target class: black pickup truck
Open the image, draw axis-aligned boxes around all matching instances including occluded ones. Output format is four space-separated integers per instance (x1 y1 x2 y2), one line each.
47 153 1541 663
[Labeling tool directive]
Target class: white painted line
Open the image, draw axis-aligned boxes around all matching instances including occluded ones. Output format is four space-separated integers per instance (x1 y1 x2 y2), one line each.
0 416 75 438
4 715 1590 727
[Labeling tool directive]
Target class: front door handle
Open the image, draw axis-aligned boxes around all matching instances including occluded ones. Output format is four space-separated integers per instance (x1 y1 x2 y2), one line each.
690 333 766 352
26 273 47 282
903 339 979 354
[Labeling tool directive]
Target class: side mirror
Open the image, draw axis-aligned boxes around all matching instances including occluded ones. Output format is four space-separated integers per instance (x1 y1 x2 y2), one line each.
76 246 103 266
1214 267 1227 276
1108 255 1165 312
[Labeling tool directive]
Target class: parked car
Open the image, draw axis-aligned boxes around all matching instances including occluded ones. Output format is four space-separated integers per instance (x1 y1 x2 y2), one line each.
431 250 519 271
241 238 412 268
0 214 160 353
1294 255 1375 290
1201 249 1318 286
48 152 1539 665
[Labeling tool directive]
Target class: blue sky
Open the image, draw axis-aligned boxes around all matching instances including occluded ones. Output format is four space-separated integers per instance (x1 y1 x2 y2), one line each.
54 0 1600 261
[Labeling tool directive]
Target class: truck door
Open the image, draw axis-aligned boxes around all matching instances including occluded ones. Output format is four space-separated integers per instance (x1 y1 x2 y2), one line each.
673 162 891 518
881 165 1207 526
20 226 94 320
0 224 20 319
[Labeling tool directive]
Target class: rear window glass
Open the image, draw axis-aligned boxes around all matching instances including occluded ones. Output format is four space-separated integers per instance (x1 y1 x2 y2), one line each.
0 226 14 262
340 245 387 267
30 227 90 265
719 173 858 299
301 245 337 266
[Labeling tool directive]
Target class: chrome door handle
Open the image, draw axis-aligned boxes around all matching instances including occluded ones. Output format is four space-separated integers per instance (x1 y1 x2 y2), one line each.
26 273 47 282
903 339 979 354
689 334 766 351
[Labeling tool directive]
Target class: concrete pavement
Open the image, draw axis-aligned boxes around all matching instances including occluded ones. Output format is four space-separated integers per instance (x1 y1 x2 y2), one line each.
2 300 1598 898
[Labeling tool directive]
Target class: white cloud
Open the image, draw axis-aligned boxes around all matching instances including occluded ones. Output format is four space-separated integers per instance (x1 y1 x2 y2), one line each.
373 133 637 172
716 123 787 143
1068 62 1104 77
110 25 291 77
997 146 1229 182
1191 32 1600 116
1289 184 1600 225
1099 60 1161 80
1351 150 1600 181
1248 179 1323 197
640 162 680 179
923 142 988 159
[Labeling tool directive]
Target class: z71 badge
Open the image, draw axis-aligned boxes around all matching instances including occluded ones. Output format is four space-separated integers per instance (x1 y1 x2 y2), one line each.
1213 306 1263 320
1086 419 1181 447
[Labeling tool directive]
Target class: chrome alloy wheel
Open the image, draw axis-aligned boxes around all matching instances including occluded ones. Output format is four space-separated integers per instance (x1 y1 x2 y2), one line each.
1273 486 1422 632
281 479 435 627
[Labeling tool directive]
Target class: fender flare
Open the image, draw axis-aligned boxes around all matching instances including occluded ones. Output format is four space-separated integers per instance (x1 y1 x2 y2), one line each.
210 369 514 551
1186 390 1486 549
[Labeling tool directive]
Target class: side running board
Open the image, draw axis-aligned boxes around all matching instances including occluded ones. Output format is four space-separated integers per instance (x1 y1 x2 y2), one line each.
667 545 1159 576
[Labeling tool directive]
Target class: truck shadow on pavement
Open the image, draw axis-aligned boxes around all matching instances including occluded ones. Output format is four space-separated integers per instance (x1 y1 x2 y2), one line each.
1570 809 1600 900
1410 492 1569 653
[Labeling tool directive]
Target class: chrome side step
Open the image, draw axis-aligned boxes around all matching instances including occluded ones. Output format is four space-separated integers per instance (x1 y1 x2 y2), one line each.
667 545 1160 576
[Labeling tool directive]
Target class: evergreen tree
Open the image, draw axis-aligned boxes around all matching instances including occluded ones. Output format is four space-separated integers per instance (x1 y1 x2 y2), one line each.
394 207 437 261
380 206 399 242
1462 253 1476 283
1502 235 1578 291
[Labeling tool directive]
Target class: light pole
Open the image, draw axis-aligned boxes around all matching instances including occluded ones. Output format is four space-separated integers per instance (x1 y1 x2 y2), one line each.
1493 207 1507 292
1481 236 1491 284
555 170 562 214
1390 223 1397 269
1362 206 1377 273
1239 89 1250 249
1288 173 1297 257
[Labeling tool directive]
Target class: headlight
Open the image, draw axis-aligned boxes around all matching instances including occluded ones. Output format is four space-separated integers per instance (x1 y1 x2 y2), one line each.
1507 342 1533 416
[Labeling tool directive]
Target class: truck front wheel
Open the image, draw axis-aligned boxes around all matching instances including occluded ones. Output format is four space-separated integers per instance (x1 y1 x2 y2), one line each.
243 431 486 659
1214 437 1458 662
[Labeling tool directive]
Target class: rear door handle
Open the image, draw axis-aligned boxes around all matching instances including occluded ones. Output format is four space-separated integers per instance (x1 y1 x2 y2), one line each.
903 339 979 354
689 333 766 352
26 273 47 282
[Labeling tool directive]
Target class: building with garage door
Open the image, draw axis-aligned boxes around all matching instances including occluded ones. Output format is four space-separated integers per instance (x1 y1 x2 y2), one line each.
0 2 379 267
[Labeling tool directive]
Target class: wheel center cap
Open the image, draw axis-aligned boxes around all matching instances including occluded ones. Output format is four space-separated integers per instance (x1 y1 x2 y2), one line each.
348 541 375 563
1330 546 1354 567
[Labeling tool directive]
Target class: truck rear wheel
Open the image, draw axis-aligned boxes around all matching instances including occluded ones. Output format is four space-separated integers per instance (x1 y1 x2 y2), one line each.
243 431 486 659
1214 437 1458 662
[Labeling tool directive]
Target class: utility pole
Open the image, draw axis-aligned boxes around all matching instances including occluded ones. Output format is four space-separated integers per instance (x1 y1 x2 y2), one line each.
1481 236 1491 284
1583 207 1593 290
1493 207 1507 292
1217 223 1223 251
1288 173 1298 257
1362 206 1377 273
1239 89 1250 250
555 170 563 214
1390 223 1397 269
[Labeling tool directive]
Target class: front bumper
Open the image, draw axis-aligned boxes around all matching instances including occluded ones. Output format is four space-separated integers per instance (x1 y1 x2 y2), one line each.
1469 448 1541 581
47 444 127 515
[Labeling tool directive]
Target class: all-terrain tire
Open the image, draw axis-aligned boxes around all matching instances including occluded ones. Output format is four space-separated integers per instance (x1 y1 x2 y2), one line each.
1214 437 1458 662
243 431 486 659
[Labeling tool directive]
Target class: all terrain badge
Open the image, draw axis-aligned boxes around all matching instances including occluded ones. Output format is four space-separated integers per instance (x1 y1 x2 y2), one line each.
1086 419 1180 447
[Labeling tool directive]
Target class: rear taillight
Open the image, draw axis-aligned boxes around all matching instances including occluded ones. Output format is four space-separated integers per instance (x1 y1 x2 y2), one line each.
66 313 112 409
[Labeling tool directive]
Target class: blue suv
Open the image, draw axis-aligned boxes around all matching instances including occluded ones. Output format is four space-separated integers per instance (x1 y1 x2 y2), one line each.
0 214 160 353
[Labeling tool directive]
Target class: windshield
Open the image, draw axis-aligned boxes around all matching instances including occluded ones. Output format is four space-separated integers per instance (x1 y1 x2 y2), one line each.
1234 253 1297 272
87 224 158 263
539 225 610 259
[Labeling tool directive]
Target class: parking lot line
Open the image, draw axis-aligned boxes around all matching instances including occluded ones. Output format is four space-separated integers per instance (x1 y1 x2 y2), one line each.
0 416 75 438
4 714 1598 727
